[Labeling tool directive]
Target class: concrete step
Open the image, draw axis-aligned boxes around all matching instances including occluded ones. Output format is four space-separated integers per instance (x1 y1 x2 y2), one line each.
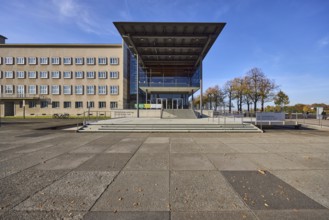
79 123 262 133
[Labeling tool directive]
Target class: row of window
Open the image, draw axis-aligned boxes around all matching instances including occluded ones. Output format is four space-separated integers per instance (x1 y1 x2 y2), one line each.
25 101 118 109
0 71 119 79
0 57 119 65
2 85 119 95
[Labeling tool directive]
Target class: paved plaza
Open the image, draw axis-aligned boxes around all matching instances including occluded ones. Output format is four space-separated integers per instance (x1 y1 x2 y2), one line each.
0 120 329 219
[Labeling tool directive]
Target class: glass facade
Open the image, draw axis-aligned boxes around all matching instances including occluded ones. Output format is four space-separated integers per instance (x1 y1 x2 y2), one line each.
123 43 201 109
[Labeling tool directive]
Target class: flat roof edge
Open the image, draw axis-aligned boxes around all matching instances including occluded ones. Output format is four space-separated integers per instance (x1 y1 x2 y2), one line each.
0 44 122 48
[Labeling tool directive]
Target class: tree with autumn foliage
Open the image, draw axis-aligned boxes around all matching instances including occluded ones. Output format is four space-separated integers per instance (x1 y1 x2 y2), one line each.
274 90 290 111
204 85 225 110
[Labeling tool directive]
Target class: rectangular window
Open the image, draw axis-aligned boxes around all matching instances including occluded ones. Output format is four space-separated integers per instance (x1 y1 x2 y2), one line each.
40 57 48 65
86 71 95 79
17 71 25 79
0 57 2 65
39 85 48 95
40 101 49 108
63 85 72 95
110 101 118 109
63 57 72 65
110 85 119 95
75 101 83 108
51 57 60 65
64 101 71 108
52 101 60 108
75 71 84 79
29 101 37 108
86 57 95 65
51 85 60 95
51 71 60 79
75 85 84 95
5 57 14 65
98 85 107 95
98 71 107 79
86 85 95 95
75 57 84 65
110 57 119 65
40 71 48 79
99 101 106 108
28 71 37 79
63 71 72 79
28 85 37 94
5 85 14 94
28 57 37 65
16 57 25 65
87 101 94 108
17 85 25 97
98 57 107 65
5 71 14 78
110 71 119 79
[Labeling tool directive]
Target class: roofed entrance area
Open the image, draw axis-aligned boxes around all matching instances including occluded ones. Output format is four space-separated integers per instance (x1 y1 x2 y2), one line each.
114 22 225 116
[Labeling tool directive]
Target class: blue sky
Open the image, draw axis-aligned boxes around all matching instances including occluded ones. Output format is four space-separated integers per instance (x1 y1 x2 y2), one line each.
1 0 328 105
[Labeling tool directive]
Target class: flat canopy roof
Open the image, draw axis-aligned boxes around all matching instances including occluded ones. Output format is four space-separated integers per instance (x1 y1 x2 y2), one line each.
114 22 225 76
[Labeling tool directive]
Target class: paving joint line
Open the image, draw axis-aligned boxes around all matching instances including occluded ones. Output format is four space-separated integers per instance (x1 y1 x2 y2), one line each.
87 133 151 212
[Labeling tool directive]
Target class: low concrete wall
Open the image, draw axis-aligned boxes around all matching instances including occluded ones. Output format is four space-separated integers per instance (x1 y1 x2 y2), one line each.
110 109 161 118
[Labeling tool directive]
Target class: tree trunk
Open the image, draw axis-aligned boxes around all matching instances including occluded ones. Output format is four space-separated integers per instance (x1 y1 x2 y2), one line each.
228 93 232 113
261 99 264 111
254 101 257 112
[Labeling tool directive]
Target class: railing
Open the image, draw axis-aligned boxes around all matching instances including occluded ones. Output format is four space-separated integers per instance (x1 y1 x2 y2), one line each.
209 111 245 124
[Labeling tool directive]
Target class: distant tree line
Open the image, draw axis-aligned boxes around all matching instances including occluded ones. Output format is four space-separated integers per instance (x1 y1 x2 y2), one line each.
266 103 329 113
193 67 284 112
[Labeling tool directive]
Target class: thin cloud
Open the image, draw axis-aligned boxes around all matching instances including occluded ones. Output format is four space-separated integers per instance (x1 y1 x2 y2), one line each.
318 36 329 48
51 0 116 36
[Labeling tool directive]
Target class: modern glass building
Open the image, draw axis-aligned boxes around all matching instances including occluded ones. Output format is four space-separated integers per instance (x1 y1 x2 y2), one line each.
116 22 225 116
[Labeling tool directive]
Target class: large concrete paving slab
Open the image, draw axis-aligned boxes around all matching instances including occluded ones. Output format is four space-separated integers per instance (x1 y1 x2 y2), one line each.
138 143 169 153
170 142 202 153
253 209 329 220
245 153 307 170
272 170 329 209
278 152 329 169
222 171 326 210
105 138 144 153
227 143 268 153
84 211 169 220
170 154 216 170
35 153 95 170
69 144 110 154
206 153 260 170
15 171 117 211
0 210 86 220
170 171 247 211
92 171 169 211
199 143 237 153
144 137 169 144
76 153 132 171
0 169 68 212
124 153 169 171
171 211 256 220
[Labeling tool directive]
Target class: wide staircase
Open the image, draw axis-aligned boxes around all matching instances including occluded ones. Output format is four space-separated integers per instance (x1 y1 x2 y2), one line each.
162 109 197 119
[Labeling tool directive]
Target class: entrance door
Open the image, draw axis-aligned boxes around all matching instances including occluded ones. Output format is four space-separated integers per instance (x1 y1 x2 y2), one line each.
4 102 14 116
